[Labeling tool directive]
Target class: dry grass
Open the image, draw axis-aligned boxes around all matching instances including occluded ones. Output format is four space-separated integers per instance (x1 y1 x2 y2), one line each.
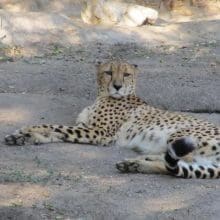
0 0 219 17
0 0 84 12
122 0 220 15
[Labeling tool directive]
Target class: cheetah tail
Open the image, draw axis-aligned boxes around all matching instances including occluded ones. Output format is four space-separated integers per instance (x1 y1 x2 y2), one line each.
164 137 220 179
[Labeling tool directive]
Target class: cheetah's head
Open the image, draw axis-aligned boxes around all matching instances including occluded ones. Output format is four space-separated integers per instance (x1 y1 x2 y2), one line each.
96 61 138 98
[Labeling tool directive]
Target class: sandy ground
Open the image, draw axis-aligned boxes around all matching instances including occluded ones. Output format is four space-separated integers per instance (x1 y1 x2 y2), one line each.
0 1 220 219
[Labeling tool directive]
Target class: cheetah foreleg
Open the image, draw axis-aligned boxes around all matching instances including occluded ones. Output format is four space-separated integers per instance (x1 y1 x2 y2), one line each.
5 124 112 146
5 125 66 145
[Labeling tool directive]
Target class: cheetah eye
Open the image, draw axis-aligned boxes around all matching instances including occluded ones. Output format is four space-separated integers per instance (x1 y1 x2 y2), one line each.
124 73 130 77
104 71 112 76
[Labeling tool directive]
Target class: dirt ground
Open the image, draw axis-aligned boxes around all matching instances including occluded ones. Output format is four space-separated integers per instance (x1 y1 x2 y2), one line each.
0 1 220 220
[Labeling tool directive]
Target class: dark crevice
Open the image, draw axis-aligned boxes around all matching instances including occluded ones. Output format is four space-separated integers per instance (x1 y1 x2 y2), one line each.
181 110 220 114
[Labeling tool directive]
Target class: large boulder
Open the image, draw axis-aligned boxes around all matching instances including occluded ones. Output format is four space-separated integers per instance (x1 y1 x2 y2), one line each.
81 0 158 27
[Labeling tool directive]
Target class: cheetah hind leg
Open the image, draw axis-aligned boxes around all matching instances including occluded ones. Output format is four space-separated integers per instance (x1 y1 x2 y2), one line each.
116 155 168 174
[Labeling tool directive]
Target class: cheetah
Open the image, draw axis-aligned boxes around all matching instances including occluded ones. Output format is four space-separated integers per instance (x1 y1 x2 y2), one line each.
5 61 220 179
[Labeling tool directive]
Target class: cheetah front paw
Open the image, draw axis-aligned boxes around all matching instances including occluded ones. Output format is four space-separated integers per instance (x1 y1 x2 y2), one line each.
5 134 26 146
4 132 39 146
116 160 140 173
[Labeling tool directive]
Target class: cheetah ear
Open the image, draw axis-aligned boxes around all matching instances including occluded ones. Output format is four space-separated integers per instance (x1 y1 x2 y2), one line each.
132 64 138 68
96 61 102 67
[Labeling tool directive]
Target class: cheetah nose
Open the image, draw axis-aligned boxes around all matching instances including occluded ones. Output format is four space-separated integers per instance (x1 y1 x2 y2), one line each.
113 84 122 91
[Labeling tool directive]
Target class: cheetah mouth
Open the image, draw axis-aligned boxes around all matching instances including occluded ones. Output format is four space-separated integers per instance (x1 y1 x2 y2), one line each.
109 87 125 98
111 92 123 99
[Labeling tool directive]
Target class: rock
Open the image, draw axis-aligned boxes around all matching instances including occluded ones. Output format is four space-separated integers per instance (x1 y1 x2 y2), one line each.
81 0 158 27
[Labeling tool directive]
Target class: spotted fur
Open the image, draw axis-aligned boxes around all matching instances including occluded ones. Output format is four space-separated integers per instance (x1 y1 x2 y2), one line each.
5 61 220 179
